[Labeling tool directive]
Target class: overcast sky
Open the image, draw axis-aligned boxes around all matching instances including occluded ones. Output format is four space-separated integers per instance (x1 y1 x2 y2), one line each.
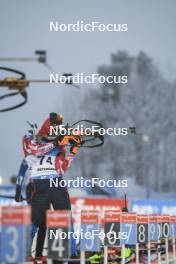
0 0 176 183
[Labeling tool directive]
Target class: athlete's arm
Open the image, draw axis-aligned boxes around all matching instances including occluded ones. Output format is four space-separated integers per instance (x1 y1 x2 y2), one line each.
55 153 75 176
55 144 80 176
23 135 56 156
15 159 28 202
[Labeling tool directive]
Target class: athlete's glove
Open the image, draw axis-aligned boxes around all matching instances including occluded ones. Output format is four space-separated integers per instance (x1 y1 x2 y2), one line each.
15 184 23 202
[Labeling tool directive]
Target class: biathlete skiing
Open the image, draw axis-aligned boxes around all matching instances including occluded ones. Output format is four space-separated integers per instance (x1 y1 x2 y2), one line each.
15 113 80 263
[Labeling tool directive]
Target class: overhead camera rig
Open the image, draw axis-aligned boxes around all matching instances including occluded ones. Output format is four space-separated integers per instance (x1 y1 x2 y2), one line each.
0 50 79 112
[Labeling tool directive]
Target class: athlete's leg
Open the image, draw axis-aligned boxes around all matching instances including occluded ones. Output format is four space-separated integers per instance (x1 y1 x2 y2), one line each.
50 184 77 256
51 183 71 210
30 181 50 257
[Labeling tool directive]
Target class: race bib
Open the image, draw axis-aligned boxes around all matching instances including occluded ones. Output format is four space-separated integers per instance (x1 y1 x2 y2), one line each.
26 155 57 179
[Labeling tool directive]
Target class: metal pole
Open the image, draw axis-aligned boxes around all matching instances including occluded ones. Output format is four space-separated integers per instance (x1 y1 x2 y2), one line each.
0 57 37 62
165 238 169 263
135 243 139 264
104 246 108 264
122 244 125 264
29 79 80 89
148 242 151 264
158 240 161 264
80 251 85 264
173 238 176 260
29 80 50 83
